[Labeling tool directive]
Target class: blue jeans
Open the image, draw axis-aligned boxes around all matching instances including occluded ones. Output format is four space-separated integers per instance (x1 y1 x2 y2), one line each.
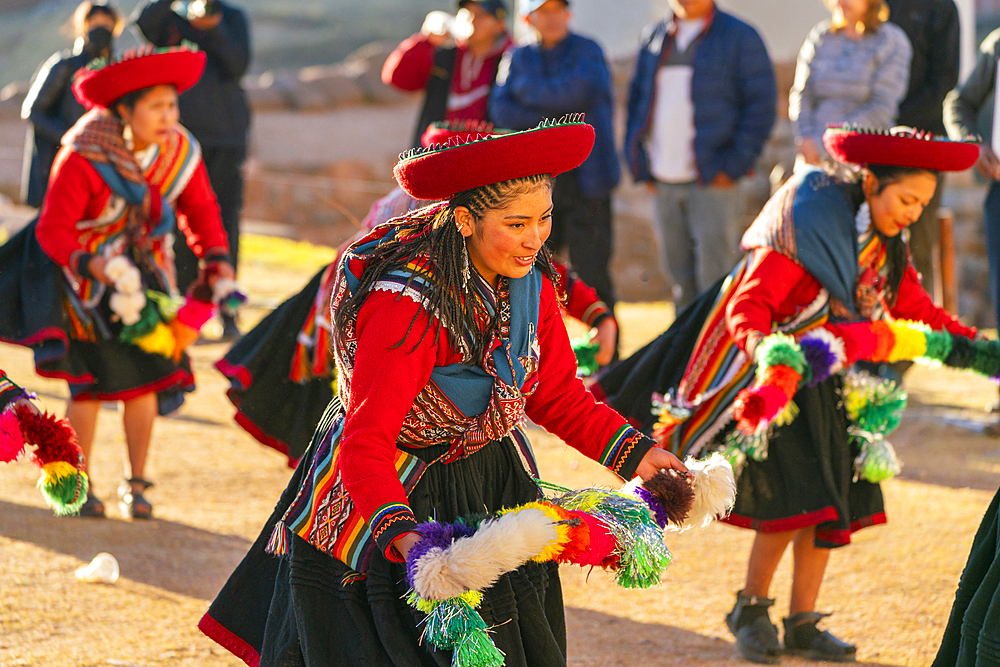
652 180 742 309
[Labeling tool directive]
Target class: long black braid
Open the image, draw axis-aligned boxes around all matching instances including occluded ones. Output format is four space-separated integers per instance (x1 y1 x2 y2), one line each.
838 164 939 308
334 174 561 364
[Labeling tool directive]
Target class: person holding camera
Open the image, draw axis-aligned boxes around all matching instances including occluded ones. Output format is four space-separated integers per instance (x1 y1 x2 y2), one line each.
21 1 123 209
382 0 512 149
134 0 251 340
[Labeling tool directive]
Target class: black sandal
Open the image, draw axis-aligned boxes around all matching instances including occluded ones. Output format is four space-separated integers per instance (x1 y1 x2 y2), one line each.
726 591 782 664
118 477 154 519
77 491 106 518
783 612 856 662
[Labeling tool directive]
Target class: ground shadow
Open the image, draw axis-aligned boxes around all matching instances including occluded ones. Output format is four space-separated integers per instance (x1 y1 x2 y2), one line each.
0 499 251 600
564 607 899 667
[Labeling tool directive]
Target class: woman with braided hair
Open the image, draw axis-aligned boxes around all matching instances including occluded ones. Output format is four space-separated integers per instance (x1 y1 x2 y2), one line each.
200 117 685 667
0 48 233 519
216 121 619 467
593 126 979 663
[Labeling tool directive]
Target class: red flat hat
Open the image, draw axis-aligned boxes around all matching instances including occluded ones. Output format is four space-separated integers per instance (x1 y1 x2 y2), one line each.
73 47 206 109
824 124 979 172
395 115 595 200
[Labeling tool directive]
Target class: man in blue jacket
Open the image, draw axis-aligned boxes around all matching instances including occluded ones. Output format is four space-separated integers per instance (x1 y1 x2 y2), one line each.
625 0 775 310
490 0 620 323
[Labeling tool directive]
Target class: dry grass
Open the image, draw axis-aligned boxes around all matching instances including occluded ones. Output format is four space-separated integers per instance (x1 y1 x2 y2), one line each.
0 237 997 666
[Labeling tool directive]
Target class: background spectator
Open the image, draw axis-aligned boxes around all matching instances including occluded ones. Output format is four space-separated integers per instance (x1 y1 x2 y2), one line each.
944 27 1000 421
886 0 960 301
790 0 912 167
491 0 620 324
382 0 511 149
135 0 251 340
624 0 776 310
20 1 122 208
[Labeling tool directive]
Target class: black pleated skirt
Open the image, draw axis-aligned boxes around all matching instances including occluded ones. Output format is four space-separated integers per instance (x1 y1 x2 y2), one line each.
0 220 193 415
202 403 567 667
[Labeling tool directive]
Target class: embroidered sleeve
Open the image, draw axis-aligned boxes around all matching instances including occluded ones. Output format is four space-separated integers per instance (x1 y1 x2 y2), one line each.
599 425 656 479
370 502 419 563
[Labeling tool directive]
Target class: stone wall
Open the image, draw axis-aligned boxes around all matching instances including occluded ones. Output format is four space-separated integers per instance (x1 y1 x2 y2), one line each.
0 45 993 324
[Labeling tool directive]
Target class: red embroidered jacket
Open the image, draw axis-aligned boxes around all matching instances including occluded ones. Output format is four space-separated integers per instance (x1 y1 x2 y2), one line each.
340 278 650 560
36 149 228 274
726 248 975 352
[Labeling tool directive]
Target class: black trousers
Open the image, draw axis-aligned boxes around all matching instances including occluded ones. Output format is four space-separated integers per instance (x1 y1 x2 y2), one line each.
174 145 246 293
548 169 617 312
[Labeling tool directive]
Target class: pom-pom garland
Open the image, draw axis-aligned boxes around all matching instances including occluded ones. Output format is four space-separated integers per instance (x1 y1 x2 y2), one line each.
0 408 26 463
404 465 733 667
734 321 999 437
11 405 89 515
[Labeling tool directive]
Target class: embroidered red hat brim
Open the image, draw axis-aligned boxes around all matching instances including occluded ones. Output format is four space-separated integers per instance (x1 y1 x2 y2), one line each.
395 116 595 200
73 49 207 109
419 120 505 148
823 125 979 172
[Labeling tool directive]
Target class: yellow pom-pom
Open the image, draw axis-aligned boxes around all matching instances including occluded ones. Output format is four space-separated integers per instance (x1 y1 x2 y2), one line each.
885 320 927 362
134 322 177 358
41 460 79 482
843 391 868 421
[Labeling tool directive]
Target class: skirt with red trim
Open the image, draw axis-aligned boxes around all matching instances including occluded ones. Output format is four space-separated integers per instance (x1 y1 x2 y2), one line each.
216 265 333 467
0 219 193 415
722 376 885 548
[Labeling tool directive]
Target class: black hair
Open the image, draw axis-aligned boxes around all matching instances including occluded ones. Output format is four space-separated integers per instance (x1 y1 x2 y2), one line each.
68 1 122 39
839 163 939 308
334 174 559 363
110 86 167 121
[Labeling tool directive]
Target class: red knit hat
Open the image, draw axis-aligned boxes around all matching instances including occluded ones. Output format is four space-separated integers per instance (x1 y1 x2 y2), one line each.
395 115 595 200
823 124 979 172
73 47 206 109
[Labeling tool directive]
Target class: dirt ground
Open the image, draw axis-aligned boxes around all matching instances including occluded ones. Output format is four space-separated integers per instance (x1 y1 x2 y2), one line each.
1 234 998 667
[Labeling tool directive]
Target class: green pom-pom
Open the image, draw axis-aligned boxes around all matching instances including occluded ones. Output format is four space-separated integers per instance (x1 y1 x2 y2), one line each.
970 339 1000 378
572 338 600 377
39 471 89 516
422 599 488 650
755 333 807 375
118 299 162 342
452 629 505 667
920 328 952 362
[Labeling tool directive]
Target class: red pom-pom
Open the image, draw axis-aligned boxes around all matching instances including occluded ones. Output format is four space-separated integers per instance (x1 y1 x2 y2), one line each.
869 320 896 363
829 323 877 365
0 409 26 463
734 389 767 433
757 384 790 422
554 510 592 564
16 406 82 466
570 511 617 567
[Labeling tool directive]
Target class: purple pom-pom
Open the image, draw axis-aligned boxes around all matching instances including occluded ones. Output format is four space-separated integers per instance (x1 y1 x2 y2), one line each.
405 520 478 587
800 337 837 386
636 486 670 529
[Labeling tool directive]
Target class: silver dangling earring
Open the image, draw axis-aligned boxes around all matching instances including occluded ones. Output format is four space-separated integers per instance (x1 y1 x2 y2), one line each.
457 221 471 287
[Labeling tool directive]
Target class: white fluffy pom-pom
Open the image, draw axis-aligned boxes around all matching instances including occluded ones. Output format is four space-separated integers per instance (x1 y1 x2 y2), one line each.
411 508 557 601
668 452 736 531
115 267 142 294
110 290 146 326
104 256 132 282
